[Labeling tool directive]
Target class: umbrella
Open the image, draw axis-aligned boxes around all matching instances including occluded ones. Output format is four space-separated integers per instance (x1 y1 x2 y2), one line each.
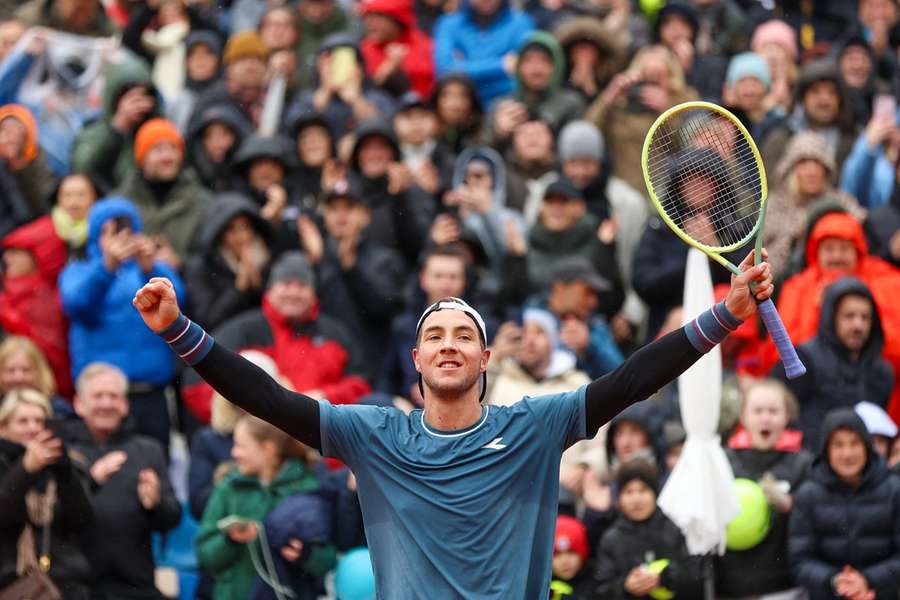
658 248 740 595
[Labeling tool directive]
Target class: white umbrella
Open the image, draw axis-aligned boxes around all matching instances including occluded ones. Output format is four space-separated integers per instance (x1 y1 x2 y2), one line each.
658 248 739 556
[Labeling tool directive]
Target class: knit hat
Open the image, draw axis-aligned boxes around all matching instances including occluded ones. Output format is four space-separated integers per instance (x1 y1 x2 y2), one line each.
558 120 604 162
616 459 659 495
522 308 560 351
0 104 38 165
726 52 771 90
134 118 183 167
751 19 798 61
223 31 269 67
775 131 835 181
554 515 589 561
268 251 315 288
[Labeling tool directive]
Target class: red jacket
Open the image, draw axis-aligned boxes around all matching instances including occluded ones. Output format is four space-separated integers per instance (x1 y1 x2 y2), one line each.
181 295 370 423
360 0 435 98
0 216 73 397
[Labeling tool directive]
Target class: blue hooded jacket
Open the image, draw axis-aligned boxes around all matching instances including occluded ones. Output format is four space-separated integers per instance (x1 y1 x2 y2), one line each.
432 0 535 106
59 197 185 385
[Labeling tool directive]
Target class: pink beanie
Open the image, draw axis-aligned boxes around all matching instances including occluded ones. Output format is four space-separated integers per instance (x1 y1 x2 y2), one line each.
751 20 799 61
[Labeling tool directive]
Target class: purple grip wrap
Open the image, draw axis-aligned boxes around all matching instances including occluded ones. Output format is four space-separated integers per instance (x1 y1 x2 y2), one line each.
757 298 806 379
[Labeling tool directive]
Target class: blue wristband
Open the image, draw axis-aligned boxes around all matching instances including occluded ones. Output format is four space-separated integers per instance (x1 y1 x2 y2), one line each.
684 301 743 354
157 314 214 365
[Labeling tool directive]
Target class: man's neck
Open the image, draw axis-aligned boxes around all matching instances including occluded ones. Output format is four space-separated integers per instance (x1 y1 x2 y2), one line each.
423 391 483 431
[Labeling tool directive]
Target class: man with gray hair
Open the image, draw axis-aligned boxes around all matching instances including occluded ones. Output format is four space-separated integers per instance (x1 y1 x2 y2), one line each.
63 361 181 599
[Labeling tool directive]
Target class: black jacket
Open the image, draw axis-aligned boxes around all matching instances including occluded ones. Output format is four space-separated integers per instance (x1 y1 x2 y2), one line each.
186 103 252 193
789 409 900 600
0 438 93 599
62 420 181 600
594 508 702 599
865 188 900 268
716 446 813 596
773 276 894 450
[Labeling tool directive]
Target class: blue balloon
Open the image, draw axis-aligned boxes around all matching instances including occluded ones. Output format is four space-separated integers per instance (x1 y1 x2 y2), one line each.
335 547 376 600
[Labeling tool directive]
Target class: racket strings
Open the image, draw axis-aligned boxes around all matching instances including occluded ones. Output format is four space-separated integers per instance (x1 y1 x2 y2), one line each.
646 109 762 250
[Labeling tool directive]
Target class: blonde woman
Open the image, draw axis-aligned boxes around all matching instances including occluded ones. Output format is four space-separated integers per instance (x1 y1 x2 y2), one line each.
0 336 73 417
0 389 93 599
586 44 698 193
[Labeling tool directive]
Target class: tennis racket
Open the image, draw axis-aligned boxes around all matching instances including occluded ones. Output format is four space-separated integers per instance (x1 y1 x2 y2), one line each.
641 100 806 379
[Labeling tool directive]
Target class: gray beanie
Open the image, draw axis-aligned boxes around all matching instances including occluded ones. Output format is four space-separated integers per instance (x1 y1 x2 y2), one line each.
268 251 315 288
558 120 605 162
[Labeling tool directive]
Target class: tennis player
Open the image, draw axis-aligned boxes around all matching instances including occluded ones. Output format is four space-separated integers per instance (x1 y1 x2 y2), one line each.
133 250 772 599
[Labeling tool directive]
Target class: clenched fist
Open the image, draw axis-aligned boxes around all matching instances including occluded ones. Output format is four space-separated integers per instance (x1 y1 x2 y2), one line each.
133 277 181 332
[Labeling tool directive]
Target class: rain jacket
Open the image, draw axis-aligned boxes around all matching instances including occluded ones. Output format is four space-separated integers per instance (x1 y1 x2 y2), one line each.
59 198 185 385
840 128 897 209
186 103 252 193
789 409 900 600
360 0 435 98
432 0 535 105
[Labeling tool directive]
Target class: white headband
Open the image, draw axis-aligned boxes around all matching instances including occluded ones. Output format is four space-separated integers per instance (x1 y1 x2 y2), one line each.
415 297 487 344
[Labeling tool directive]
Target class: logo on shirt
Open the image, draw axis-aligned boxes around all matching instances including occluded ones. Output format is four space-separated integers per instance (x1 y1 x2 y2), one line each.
482 437 508 451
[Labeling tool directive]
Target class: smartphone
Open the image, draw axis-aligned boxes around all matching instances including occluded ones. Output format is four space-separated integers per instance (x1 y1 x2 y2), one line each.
111 215 133 233
874 93 897 122
217 515 252 532
330 47 356 88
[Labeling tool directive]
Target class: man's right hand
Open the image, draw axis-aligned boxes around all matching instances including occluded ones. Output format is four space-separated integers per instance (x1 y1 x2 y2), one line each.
111 87 154 134
133 277 181 333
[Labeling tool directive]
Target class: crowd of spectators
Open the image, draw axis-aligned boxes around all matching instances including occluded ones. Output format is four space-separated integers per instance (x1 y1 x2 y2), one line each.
3 0 900 598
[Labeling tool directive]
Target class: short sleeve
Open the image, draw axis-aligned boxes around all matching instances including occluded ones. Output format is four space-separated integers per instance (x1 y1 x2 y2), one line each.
520 385 588 451
318 401 388 467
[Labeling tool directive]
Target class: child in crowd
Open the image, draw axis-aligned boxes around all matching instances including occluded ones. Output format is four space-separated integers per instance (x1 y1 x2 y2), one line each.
550 515 595 600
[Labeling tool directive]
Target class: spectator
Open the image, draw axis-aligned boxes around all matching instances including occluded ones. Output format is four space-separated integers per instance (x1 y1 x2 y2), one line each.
49 173 100 261
116 118 211 269
295 0 353 90
393 93 453 200
764 131 865 278
15 0 115 37
654 2 728 102
549 515 594 600
299 177 407 381
70 60 160 191
184 193 275 332
722 52 785 143
717 378 813 599
59 198 186 448
285 111 334 216
838 0 899 86
789 408 900 600
186 103 252 193
775 277 894 450
691 0 749 57
231 134 296 246
377 245 468 403
432 72 483 155
0 388 93 599
196 414 337 600
62 362 181 600
760 60 858 176
432 0 535 106
839 105 900 210
0 104 56 221
259 6 300 54
0 219 72 398
166 31 225 133
837 35 879 125
586 44 698 193
289 33 396 140
856 401 899 459
594 459 702 599
554 16 626 105
0 337 71 417
484 308 590 406
485 32 585 147
504 115 558 226
359 0 435 99
180 251 371 422
749 19 798 117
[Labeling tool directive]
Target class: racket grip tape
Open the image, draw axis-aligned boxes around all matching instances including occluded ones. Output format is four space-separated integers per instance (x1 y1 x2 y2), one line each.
757 299 806 379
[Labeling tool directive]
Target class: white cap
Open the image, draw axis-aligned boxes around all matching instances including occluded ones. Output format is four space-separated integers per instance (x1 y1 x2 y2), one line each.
416 297 487 344
855 401 898 439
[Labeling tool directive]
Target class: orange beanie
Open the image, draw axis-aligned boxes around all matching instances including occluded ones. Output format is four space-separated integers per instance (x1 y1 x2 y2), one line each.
134 118 183 166
0 104 39 165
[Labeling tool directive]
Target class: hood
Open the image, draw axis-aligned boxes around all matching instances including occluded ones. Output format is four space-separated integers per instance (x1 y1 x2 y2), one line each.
433 71 483 116
1 216 67 281
85 197 143 260
817 407 876 470
317 32 364 65
0 104 39 165
187 103 253 146
517 31 565 95
451 146 507 210
605 400 665 467
460 0 510 24
804 211 868 268
794 59 853 130
233 134 296 170
286 108 333 140
350 118 400 171
198 193 273 254
360 0 415 29
100 60 156 117
553 16 626 83
816 275 885 359
775 130 836 181
653 3 699 44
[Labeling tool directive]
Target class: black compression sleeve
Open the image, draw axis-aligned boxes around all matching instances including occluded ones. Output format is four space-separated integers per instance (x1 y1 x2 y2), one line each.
584 328 703 434
193 342 322 451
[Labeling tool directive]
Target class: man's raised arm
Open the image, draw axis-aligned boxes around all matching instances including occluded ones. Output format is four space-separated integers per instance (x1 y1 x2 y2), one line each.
133 278 322 450
583 250 774 433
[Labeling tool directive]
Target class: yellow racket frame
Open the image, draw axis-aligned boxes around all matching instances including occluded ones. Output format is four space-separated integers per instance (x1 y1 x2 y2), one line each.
641 100 769 276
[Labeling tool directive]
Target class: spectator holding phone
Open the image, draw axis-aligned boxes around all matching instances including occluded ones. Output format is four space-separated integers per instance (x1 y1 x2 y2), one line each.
840 94 900 209
0 388 93 600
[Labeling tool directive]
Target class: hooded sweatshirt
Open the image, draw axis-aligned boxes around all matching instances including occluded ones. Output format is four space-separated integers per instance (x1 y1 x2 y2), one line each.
186 103 252 192
360 0 435 98
789 409 900 600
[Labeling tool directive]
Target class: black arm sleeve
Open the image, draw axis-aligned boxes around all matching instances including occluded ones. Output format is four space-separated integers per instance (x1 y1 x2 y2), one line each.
585 328 702 433
192 342 322 451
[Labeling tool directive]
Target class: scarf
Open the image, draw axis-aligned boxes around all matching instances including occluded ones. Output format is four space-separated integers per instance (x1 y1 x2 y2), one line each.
16 478 56 575
142 20 190 103
51 205 88 249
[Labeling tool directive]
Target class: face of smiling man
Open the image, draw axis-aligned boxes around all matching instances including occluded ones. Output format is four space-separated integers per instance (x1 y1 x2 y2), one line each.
412 309 490 402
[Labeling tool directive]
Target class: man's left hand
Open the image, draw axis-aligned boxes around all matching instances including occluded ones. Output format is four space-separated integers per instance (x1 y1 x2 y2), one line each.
724 249 773 321
137 468 161 510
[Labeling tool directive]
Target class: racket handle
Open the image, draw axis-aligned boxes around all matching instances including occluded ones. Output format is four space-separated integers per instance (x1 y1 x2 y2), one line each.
757 299 806 379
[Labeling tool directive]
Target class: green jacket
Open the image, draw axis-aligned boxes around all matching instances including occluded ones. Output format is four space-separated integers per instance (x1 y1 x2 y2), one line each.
70 60 158 191
296 7 351 89
115 168 210 263
196 459 337 600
